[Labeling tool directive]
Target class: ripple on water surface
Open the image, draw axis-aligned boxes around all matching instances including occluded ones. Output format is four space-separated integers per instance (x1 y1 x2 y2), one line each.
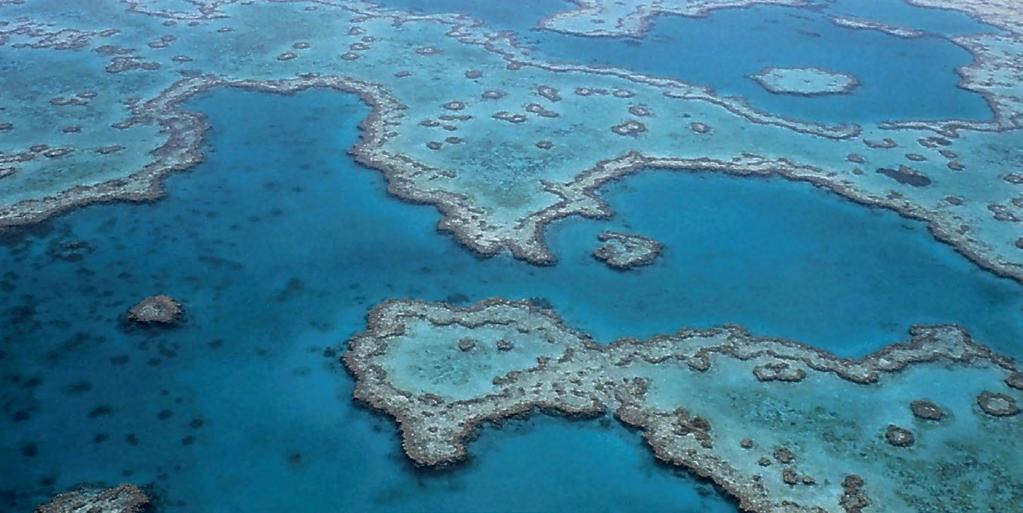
1 88 1020 512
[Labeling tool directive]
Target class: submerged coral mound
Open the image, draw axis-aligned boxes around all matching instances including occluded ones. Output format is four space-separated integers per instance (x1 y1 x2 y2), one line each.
345 299 1023 513
34 484 149 513
592 231 663 269
128 294 183 325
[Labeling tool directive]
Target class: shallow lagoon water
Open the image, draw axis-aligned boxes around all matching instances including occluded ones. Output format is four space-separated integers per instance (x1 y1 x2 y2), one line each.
1 88 1021 512
381 0 996 123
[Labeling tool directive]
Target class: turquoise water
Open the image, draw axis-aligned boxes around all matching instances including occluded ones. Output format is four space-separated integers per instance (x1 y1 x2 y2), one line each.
1 88 1021 511
381 0 996 123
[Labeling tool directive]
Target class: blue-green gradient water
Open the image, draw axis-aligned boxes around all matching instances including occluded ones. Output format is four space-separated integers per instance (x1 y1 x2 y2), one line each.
381 0 998 123
1 86 1021 512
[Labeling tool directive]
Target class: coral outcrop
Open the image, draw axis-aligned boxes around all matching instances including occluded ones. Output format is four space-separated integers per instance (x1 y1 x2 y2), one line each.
128 294 183 325
592 231 663 269
34 484 149 513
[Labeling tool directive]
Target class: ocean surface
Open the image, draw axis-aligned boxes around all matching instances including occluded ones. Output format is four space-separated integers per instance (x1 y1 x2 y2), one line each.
2 83 1021 512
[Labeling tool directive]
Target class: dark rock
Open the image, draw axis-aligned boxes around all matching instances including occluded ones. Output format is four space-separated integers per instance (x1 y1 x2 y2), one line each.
457 338 476 352
977 391 1019 417
885 425 915 447
128 295 182 325
910 400 945 421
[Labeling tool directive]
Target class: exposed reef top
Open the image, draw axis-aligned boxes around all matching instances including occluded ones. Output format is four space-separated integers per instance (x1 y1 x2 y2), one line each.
128 294 183 325
830 16 924 38
750 67 860 96
592 231 663 270
345 299 1023 513
34 484 149 513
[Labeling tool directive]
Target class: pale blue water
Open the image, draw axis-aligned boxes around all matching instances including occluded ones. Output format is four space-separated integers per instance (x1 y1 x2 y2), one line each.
1 88 1020 512
382 0 997 123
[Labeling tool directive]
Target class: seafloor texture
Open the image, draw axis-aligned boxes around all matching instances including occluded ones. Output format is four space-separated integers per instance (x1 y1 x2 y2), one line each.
346 298 1023 513
0 0 1022 282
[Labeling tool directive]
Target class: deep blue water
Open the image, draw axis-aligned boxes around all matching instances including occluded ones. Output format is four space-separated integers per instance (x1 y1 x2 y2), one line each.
381 0 997 123
1 88 1021 512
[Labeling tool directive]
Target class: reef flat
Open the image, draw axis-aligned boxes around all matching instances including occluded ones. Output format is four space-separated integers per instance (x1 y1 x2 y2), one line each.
750 67 859 96
907 0 1023 33
0 0 1022 282
538 0 807 38
829 16 924 38
345 299 1023 513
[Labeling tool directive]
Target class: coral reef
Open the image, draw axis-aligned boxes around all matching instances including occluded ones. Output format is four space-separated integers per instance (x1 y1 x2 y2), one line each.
539 0 807 38
592 231 663 269
34 484 149 513
128 294 183 325
1 0 1022 287
750 67 859 96
830 16 923 38
345 299 1023 513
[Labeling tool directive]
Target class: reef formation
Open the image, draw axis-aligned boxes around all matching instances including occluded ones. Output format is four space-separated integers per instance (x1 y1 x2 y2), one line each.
539 0 807 38
0 0 1020 284
750 67 860 96
592 231 663 269
829 16 924 38
34 484 150 513
127 294 183 325
345 299 1023 513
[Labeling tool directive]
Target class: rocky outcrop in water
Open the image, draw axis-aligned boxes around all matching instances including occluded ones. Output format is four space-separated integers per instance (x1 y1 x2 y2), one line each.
592 231 662 270
128 294 183 325
34 484 149 513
